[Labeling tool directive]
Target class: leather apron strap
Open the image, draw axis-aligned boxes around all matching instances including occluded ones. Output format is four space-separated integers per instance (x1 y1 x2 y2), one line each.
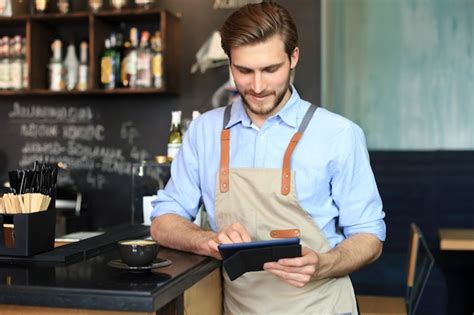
219 104 318 195
219 105 232 193
281 104 317 195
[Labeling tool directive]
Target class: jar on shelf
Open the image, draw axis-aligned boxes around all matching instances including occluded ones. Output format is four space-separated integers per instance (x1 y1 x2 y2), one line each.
134 0 153 9
88 0 103 12
110 0 127 10
35 0 49 13
57 0 70 13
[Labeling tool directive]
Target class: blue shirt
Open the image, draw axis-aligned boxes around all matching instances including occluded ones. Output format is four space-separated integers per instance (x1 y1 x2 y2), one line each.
151 87 386 248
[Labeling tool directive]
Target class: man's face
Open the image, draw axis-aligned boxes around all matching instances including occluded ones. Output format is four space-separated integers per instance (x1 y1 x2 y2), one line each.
230 35 299 119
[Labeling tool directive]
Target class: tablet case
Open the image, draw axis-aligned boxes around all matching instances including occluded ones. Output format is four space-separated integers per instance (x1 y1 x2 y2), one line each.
219 238 302 281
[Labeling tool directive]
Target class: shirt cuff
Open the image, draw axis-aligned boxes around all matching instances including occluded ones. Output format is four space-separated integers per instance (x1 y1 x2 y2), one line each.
343 219 386 242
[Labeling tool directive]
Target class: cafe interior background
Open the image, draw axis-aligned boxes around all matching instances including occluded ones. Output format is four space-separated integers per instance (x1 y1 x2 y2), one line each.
0 0 472 314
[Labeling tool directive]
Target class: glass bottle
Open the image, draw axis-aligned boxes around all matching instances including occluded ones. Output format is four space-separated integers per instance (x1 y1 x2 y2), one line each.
100 38 115 89
124 27 138 88
77 41 88 91
64 41 79 91
21 37 28 89
113 32 123 88
136 30 152 88
10 36 22 90
48 39 64 91
120 40 131 87
1 36 11 90
0 0 13 16
167 110 182 161
151 31 163 89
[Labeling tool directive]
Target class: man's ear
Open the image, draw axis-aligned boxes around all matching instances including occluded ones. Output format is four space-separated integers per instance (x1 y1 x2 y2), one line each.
290 47 299 69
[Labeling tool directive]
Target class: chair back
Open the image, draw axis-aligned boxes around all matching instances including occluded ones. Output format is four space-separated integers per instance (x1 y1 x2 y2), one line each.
405 223 435 315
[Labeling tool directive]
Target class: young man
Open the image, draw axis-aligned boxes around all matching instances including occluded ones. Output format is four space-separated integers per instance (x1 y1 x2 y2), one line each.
151 2 385 314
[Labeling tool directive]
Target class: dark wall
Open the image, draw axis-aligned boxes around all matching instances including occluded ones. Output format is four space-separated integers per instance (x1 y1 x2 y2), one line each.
369 150 474 250
0 0 321 229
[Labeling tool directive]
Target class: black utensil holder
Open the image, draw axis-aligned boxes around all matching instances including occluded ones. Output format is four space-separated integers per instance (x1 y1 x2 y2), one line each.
0 208 56 256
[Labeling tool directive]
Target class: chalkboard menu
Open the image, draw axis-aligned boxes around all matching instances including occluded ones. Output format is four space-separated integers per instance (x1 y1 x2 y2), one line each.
0 96 176 228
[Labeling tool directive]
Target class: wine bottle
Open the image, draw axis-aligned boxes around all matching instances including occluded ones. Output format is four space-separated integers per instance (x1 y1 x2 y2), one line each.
151 31 163 89
21 37 28 89
113 32 123 88
167 110 182 160
100 38 115 89
10 36 22 90
49 39 64 91
77 41 88 91
64 41 79 91
124 27 138 88
136 30 152 88
1 36 11 90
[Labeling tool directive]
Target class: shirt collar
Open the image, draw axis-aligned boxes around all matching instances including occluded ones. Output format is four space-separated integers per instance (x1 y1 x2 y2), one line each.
224 85 302 129
274 85 300 128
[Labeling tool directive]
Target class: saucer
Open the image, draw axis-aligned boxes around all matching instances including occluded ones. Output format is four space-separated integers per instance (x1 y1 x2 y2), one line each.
108 258 171 271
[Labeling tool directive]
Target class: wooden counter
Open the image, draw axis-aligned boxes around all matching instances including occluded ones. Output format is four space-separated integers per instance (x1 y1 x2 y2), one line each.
438 228 474 251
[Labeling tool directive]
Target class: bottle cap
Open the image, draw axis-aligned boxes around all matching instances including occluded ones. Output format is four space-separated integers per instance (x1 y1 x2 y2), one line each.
171 110 182 123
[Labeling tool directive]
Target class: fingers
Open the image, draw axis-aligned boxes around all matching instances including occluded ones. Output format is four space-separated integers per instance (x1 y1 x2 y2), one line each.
264 261 316 277
218 222 252 244
206 222 251 260
231 222 252 242
263 247 319 287
276 246 317 267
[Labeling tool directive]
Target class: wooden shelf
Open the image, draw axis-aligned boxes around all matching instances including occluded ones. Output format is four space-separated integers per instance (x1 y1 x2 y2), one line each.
0 88 175 96
0 16 28 24
0 8 180 96
30 12 89 23
94 7 167 18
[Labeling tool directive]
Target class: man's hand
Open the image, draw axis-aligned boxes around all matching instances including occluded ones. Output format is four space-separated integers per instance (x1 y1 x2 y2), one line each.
207 222 252 260
263 247 319 287
263 233 383 287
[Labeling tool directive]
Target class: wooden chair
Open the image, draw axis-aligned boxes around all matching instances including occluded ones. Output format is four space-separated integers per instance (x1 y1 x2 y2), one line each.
357 223 435 315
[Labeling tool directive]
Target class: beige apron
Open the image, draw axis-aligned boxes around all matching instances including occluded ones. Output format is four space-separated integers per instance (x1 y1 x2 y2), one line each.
215 104 358 315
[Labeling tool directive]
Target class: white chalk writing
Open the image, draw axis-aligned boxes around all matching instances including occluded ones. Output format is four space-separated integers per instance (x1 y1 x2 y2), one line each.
120 121 139 144
20 123 59 138
8 102 93 123
62 124 105 141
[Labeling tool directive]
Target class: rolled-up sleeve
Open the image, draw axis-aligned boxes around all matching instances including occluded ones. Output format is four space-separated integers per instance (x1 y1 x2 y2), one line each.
150 122 202 222
331 123 386 242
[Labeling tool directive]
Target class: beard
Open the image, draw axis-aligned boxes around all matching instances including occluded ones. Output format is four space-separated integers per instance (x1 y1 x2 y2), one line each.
239 73 291 117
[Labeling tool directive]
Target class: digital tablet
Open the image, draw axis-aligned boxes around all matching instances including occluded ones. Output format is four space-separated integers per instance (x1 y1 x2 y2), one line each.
218 237 300 260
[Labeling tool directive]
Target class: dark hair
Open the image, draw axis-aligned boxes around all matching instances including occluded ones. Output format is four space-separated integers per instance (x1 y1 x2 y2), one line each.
220 2 298 60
